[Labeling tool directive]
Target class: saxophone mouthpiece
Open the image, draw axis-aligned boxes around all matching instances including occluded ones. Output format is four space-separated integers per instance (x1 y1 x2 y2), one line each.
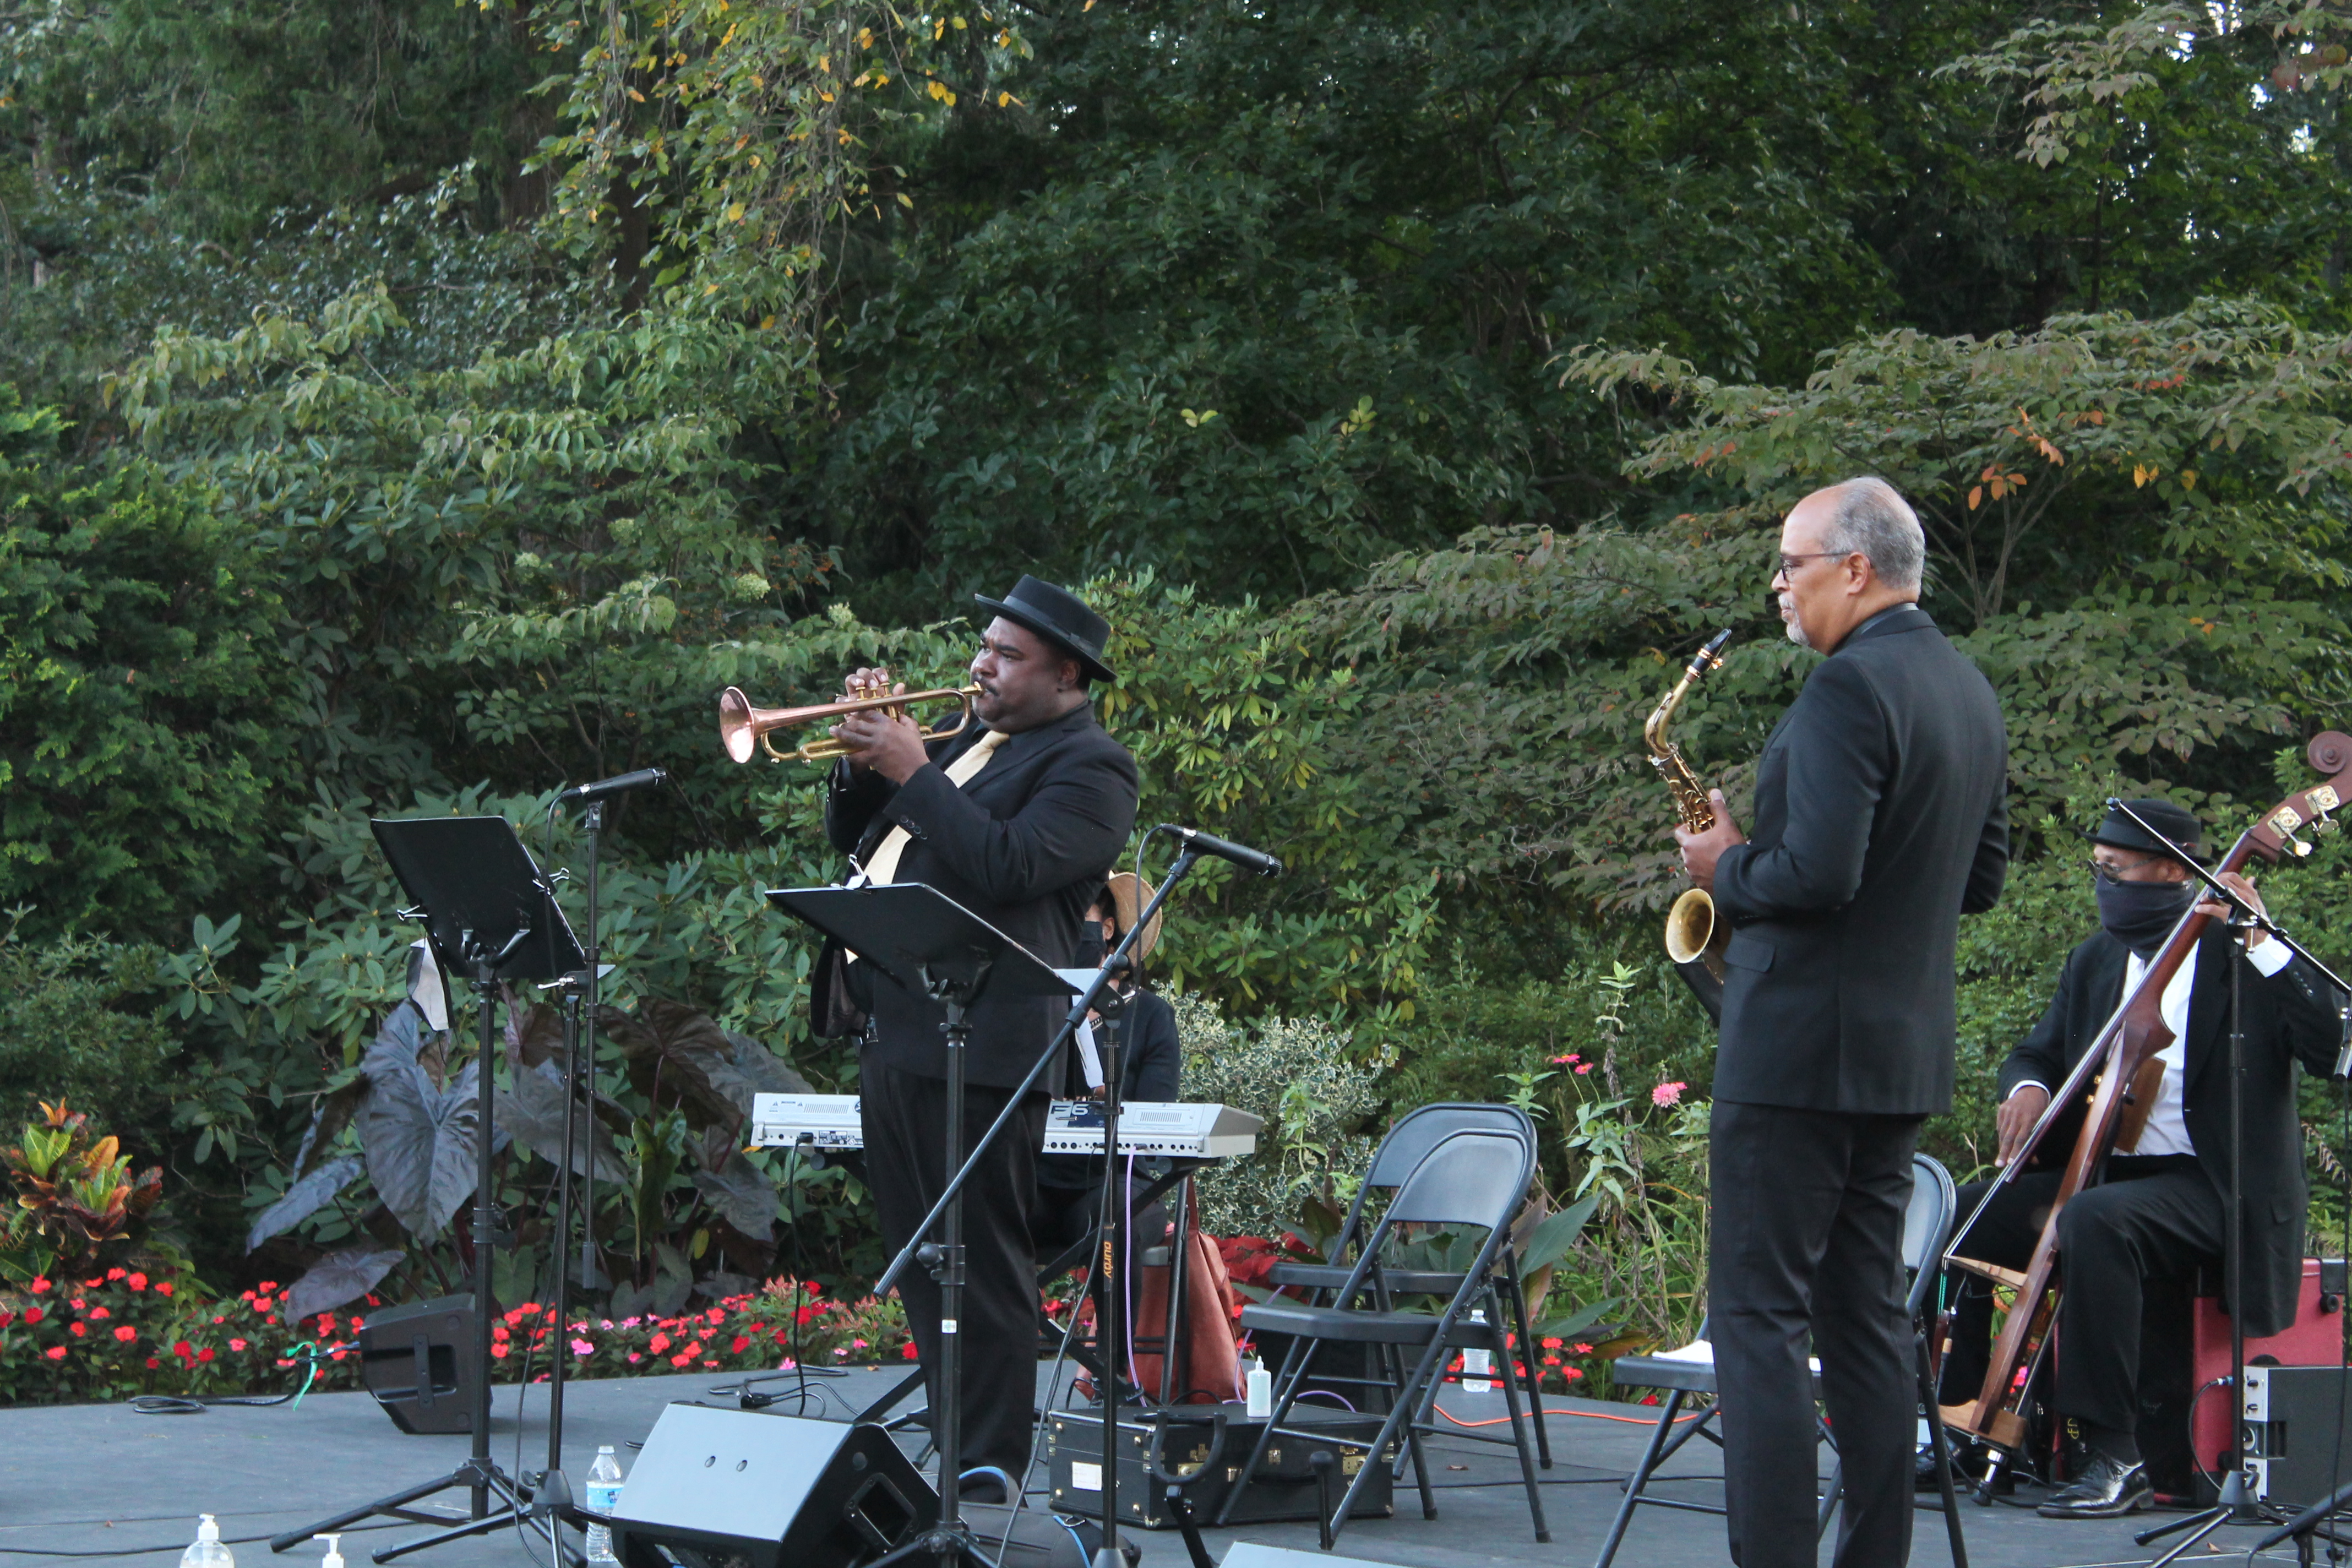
1692 628 1734 675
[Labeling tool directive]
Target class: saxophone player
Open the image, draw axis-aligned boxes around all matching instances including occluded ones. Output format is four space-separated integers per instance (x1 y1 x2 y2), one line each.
1675 478 2010 1568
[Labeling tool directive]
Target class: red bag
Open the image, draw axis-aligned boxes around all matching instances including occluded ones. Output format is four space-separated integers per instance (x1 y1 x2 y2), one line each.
1076 1215 1244 1404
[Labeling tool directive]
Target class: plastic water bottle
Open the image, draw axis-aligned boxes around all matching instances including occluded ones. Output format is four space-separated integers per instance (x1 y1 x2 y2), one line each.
179 1514 234 1567
584 1445 626 1565
1245 1355 1272 1419
1462 1309 1494 1393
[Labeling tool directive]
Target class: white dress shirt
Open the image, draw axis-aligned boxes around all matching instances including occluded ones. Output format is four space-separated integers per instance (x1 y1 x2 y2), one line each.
2011 937 2292 1156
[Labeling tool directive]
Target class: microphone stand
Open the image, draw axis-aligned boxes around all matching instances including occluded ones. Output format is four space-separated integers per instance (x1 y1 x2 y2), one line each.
867 851 1204 1568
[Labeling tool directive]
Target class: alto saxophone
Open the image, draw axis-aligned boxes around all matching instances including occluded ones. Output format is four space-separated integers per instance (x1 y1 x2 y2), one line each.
1645 630 1734 997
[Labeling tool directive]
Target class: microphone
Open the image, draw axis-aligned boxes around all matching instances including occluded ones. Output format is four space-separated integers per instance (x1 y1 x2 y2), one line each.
554 768 669 807
1159 824 1283 878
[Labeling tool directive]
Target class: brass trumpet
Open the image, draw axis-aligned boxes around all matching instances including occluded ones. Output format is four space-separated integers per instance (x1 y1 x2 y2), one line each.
718 683 983 764
1646 629 1734 1013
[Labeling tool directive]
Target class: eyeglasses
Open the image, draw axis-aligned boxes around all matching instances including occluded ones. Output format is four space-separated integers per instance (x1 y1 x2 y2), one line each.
2085 856 2164 885
1773 551 1846 579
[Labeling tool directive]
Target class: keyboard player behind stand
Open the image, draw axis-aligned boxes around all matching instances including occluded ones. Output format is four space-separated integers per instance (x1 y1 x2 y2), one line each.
1032 883 1179 1257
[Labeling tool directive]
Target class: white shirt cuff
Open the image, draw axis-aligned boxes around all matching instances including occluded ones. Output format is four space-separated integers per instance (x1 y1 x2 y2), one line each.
2247 937 2293 978
2006 1080 2050 1100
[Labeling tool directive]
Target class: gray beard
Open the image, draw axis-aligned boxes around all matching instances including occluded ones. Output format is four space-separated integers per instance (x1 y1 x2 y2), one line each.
1782 604 1812 650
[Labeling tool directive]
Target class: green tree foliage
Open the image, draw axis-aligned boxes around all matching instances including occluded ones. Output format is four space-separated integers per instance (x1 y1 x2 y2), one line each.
0 394 292 935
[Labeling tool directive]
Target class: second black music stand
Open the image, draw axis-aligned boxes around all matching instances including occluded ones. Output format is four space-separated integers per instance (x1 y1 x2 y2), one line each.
274 816 584 1565
764 884 1077 1568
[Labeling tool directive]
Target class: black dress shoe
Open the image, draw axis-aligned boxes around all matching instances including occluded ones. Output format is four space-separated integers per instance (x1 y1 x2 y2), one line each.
2037 1449 2152 1518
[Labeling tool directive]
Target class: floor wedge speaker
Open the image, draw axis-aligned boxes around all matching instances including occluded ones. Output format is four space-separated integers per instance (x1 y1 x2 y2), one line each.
611 1402 938 1568
357 1294 475 1435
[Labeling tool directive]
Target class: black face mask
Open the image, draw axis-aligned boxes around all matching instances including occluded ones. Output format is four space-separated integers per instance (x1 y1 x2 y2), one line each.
2095 876 2197 957
1076 927 1107 967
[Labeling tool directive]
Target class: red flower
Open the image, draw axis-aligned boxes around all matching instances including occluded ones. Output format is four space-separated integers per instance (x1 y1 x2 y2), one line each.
491 1344 510 1359
252 1294 272 1310
198 1348 215 1363
43 1346 66 1360
229 1338 248 1352
317 1314 336 1333
173 1341 193 1358
258 1281 279 1292
21 1308 41 1325
69 1322 86 1337
669 1351 694 1367
155 1282 172 1297
88 1306 111 1320
0 1311 12 1329
106 1267 127 1282
649 1333 672 1354
69 1298 84 1309
113 1325 137 1342
1540 1337 1562 1350
1564 1367 1585 1380
901 1342 919 1360
729 1336 753 1355
27 1277 50 1294
127 1272 148 1291
145 1357 160 1369
680 1342 705 1359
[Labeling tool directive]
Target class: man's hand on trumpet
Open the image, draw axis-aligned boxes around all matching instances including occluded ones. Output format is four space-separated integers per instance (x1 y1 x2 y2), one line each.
833 666 930 783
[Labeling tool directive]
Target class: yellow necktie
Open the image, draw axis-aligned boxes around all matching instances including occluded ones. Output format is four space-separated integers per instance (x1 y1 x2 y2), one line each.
859 728 1010 889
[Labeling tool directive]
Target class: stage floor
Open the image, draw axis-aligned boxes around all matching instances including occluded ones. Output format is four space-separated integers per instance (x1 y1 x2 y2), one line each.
0 1366 2316 1567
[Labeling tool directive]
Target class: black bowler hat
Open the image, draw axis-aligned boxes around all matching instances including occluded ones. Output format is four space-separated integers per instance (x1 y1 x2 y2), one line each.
973 575 1117 684
2088 798 2203 861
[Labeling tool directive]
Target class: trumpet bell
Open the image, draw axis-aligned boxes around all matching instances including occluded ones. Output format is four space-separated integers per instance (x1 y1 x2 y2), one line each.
718 686 764 764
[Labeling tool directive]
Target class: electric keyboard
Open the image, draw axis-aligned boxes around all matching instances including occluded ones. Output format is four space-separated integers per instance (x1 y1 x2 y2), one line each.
749 1095 1262 1159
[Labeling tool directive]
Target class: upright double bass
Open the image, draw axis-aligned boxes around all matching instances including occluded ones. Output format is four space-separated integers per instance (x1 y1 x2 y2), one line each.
1942 731 2352 1468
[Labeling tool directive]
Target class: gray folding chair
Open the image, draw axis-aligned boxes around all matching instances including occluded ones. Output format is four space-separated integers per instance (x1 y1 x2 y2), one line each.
1260 1102 1553 1467
1226 1128 1550 1545
1593 1151 1969 1568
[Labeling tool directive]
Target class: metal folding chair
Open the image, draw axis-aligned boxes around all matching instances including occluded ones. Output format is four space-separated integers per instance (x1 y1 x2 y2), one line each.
1224 1128 1550 1546
1259 1102 1553 1468
1593 1151 1969 1568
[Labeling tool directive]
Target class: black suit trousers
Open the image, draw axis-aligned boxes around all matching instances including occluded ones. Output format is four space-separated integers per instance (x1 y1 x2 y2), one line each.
863 1060 1050 1483
1711 1102 1921 1568
1938 1157 2220 1434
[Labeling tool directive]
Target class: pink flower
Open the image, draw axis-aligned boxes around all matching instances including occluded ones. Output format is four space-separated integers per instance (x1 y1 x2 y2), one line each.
1549 1054 1580 1065
1651 1081 1687 1108
229 1337 248 1352
571 1338 595 1355
1574 1063 1593 1075
43 1345 66 1360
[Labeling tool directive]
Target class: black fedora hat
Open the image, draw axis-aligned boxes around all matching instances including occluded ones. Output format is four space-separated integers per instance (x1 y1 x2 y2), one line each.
973 575 1116 684
2088 798 2203 861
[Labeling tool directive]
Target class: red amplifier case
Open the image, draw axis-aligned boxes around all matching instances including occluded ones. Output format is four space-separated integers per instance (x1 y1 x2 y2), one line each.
2187 1259 2347 1479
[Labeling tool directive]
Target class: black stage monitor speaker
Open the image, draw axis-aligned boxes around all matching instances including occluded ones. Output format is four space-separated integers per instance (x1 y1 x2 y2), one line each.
358 1294 476 1435
611 1403 938 1568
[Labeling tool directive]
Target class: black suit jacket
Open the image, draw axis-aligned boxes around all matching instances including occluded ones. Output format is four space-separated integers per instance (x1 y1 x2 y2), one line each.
825 702 1140 1088
1999 927 2345 1335
1712 605 2010 1115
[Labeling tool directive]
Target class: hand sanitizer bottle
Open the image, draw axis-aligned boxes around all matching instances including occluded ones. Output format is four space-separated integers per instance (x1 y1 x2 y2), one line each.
179 1515 233 1567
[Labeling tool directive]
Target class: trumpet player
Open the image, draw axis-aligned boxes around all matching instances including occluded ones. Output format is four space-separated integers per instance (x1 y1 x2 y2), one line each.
814 575 1138 1500
1674 478 2009 1568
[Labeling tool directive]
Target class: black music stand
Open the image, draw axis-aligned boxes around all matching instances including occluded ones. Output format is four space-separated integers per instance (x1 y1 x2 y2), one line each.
274 816 585 1565
764 884 1077 1568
